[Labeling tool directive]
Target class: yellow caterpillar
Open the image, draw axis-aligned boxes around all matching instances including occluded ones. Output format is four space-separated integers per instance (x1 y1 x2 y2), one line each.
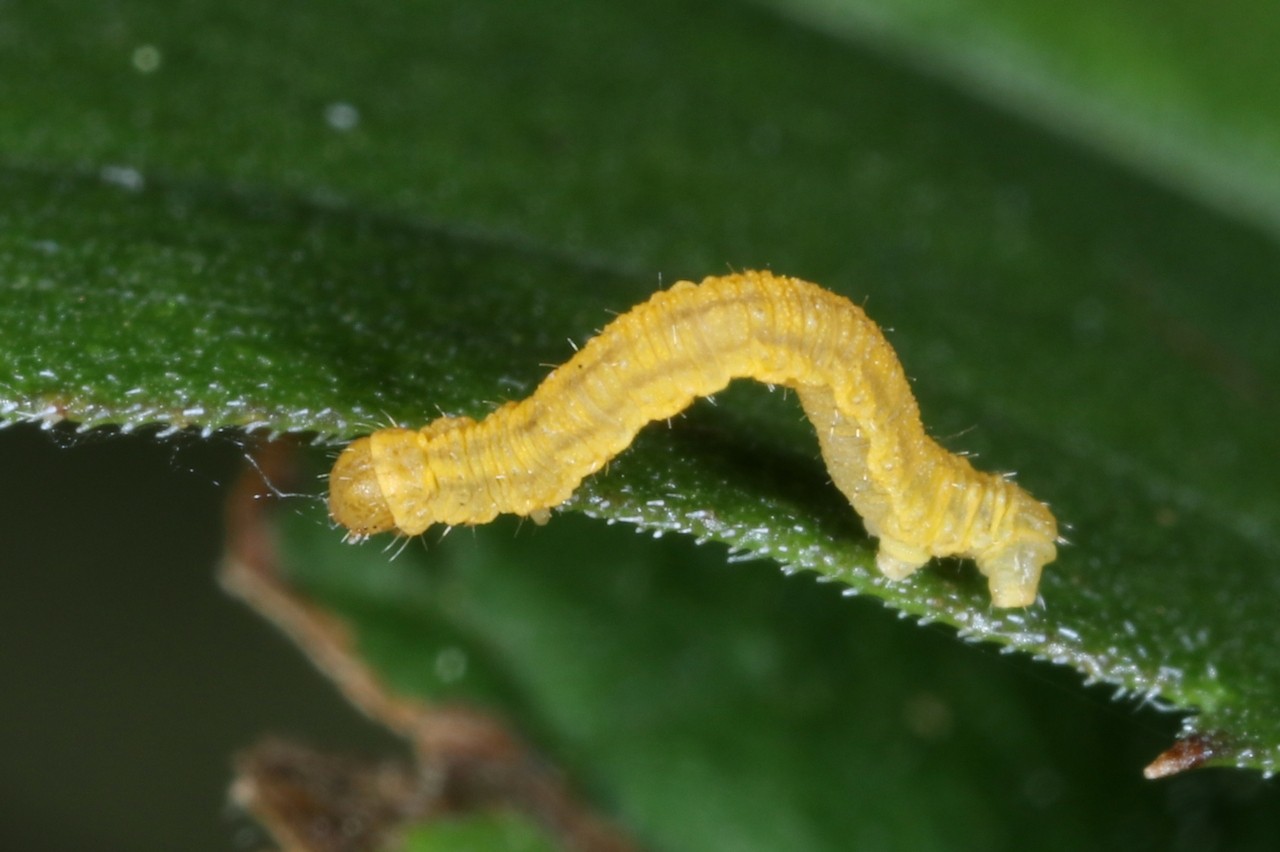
328 271 1058 607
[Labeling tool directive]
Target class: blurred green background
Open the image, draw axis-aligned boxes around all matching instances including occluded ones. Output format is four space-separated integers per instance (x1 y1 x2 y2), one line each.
0 424 404 849
1 424 1274 850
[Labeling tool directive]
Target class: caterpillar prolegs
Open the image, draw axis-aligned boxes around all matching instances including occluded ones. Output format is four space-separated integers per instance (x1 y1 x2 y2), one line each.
328 271 1059 607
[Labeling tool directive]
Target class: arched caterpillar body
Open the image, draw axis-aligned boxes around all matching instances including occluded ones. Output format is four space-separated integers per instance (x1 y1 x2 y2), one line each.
329 271 1058 607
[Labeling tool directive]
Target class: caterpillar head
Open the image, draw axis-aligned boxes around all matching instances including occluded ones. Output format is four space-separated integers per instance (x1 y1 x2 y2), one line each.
328 436 398 536
329 427 440 538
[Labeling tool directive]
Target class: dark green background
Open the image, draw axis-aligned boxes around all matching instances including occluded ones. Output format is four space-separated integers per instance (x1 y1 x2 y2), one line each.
0 425 403 849
3 424 1275 851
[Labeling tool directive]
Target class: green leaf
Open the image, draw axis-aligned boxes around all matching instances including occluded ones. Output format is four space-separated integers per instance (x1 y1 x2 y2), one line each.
0 167 638 435
4 0 1280 846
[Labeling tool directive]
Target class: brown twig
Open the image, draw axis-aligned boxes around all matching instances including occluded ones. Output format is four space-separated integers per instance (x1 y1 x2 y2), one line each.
221 442 640 852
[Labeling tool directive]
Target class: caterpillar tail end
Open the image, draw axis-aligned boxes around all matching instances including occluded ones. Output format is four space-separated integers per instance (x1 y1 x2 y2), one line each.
328 436 397 537
980 539 1056 608
874 533 1055 608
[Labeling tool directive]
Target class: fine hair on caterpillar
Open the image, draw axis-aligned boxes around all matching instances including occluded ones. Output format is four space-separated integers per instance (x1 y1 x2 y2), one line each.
329 271 1059 607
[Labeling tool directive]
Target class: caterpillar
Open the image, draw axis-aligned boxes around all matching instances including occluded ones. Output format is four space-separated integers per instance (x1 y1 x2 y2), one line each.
328 271 1058 607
